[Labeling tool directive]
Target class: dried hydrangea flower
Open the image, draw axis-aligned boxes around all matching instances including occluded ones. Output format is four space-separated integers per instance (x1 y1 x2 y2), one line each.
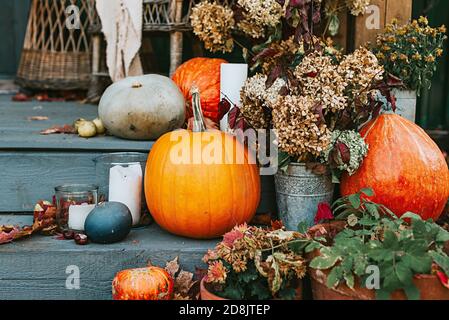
236 0 283 38
240 74 286 129
338 47 384 105
294 53 348 113
272 95 331 160
346 0 370 16
323 130 369 175
190 1 235 53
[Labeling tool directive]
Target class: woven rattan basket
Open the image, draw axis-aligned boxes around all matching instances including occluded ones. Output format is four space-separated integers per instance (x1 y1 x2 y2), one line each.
16 0 95 90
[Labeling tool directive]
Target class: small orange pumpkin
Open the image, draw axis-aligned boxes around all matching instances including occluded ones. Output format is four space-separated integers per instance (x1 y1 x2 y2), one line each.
145 87 260 239
172 57 227 123
112 267 174 300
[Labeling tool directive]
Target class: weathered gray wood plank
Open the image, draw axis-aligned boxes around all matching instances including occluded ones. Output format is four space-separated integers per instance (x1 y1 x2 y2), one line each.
0 220 216 300
0 152 105 212
0 95 154 151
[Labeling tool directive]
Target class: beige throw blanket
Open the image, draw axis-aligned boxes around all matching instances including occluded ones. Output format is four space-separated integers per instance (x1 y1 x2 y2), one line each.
96 0 143 82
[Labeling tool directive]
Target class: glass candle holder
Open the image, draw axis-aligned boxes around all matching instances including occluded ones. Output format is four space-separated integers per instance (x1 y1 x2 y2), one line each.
55 184 98 232
94 153 148 226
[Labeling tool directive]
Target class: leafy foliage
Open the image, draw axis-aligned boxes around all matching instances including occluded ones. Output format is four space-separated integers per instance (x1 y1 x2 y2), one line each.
372 17 447 94
309 189 449 300
203 223 308 300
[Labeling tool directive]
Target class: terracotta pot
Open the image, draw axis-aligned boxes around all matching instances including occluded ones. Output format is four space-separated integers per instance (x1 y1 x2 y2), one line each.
310 268 449 300
200 278 228 301
308 222 449 300
200 277 303 300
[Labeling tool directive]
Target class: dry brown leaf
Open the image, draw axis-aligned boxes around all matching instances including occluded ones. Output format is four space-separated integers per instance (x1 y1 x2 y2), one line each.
40 124 76 135
165 257 199 300
165 257 180 278
175 270 195 294
0 200 57 245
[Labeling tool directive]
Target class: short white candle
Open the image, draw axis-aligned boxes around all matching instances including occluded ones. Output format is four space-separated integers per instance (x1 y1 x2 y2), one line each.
108 164 142 226
68 203 96 231
220 63 248 131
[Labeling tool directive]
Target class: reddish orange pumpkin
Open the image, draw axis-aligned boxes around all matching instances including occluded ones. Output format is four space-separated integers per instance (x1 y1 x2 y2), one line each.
144 87 260 239
341 114 449 221
172 57 227 123
112 267 174 300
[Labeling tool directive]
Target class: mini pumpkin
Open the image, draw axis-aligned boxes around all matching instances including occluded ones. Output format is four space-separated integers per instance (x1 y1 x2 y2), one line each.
112 266 174 300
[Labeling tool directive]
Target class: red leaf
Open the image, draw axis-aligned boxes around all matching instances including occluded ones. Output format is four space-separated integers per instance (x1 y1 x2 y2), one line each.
12 93 31 102
386 73 403 87
270 220 284 231
252 48 279 64
314 202 334 224
235 118 247 131
218 98 231 121
305 72 318 78
228 107 240 129
312 103 325 124
266 65 283 89
387 92 397 112
436 271 449 289
336 142 351 165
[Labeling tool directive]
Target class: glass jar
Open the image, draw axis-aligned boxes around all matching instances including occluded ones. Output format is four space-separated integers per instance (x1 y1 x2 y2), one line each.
94 152 149 226
94 153 147 201
55 184 98 232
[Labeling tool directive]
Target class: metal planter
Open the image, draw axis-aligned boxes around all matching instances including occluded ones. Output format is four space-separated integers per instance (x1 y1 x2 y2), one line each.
274 163 334 230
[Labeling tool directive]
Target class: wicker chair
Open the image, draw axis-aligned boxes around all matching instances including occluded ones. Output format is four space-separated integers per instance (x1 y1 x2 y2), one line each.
16 0 95 90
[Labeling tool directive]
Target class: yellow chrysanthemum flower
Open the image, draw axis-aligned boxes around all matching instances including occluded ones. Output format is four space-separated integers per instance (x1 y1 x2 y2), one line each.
412 53 422 61
418 16 429 26
425 55 435 63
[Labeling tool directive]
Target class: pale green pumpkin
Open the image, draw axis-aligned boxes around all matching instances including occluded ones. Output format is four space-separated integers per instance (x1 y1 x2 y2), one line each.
99 74 186 140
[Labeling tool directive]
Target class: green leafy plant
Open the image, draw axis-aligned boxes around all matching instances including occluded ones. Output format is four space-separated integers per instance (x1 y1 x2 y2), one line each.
202 223 309 300
372 16 447 94
309 189 449 300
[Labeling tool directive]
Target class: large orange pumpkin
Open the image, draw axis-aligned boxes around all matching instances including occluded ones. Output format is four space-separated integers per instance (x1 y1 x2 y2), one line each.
145 87 260 239
341 114 449 221
172 57 227 123
112 266 174 300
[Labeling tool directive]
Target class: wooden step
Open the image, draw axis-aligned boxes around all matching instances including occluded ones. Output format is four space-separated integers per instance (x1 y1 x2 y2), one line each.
0 215 216 300
0 95 152 212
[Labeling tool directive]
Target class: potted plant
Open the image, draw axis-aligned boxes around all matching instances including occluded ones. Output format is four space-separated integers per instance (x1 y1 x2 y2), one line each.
190 0 398 229
306 189 449 300
372 17 447 122
201 223 308 300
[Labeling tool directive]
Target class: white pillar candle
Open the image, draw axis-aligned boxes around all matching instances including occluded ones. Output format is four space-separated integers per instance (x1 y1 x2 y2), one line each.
108 164 142 226
68 204 96 231
220 63 248 132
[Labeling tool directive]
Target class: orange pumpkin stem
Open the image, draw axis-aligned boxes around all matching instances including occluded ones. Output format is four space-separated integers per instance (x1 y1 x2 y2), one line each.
190 86 207 133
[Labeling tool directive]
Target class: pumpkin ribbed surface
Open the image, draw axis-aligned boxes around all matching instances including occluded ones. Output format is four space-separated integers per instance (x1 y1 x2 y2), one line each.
145 130 260 239
112 267 174 300
341 114 449 221
172 57 227 123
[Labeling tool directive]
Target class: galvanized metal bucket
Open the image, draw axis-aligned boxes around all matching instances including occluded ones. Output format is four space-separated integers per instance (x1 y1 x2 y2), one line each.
274 163 334 230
